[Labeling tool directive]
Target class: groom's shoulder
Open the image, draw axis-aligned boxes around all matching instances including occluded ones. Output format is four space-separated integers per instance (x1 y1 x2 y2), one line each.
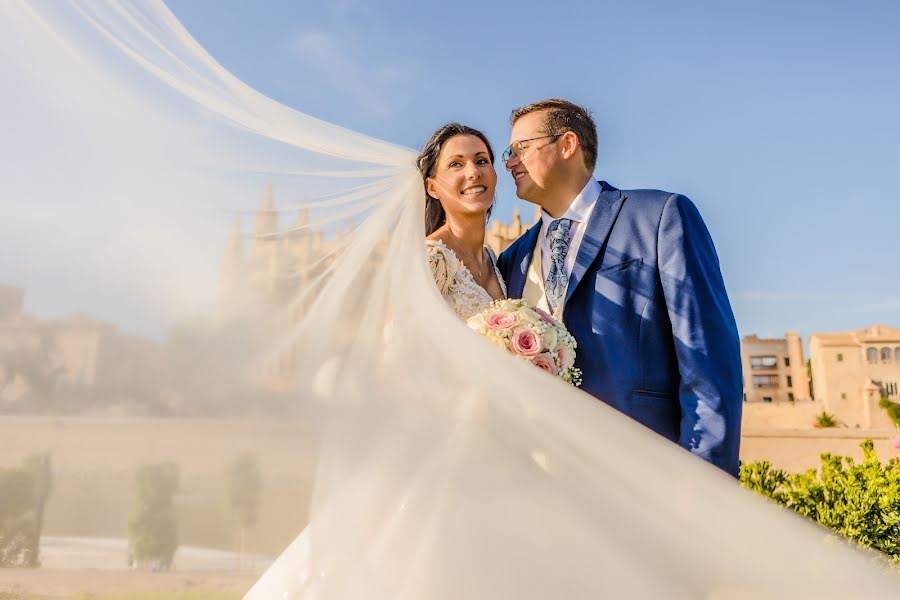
607 181 677 205
605 181 695 217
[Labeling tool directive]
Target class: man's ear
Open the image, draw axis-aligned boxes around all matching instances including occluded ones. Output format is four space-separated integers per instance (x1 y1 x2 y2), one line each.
425 177 439 200
560 131 580 160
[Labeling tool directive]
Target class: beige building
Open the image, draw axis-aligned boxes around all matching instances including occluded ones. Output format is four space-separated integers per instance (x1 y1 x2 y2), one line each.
486 205 540 254
0 285 24 319
219 185 323 315
218 186 361 391
809 324 900 428
740 332 809 403
0 287 162 410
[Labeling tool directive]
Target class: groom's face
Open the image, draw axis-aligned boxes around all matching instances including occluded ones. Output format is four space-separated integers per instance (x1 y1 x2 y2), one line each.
506 111 559 205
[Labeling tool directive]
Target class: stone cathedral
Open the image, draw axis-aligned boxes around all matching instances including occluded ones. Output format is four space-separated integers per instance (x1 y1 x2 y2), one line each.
218 185 538 390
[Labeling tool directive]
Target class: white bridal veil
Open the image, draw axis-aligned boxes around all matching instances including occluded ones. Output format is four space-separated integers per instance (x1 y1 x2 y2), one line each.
2 1 899 598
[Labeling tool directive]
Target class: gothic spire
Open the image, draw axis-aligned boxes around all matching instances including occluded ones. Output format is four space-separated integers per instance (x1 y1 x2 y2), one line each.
254 183 278 239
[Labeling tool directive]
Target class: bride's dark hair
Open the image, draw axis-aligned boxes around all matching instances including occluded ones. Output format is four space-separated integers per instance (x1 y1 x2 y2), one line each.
416 123 495 236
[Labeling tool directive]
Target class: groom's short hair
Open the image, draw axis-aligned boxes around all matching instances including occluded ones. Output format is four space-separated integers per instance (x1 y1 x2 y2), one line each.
510 98 597 171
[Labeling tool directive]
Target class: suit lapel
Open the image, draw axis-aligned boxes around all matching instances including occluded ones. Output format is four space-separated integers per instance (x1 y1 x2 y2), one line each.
564 182 626 306
509 222 541 299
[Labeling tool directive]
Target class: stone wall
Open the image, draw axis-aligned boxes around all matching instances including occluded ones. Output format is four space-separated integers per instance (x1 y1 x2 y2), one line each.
741 399 821 429
741 428 900 472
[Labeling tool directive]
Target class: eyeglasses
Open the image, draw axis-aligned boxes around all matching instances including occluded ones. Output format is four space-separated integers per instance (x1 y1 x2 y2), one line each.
502 133 563 163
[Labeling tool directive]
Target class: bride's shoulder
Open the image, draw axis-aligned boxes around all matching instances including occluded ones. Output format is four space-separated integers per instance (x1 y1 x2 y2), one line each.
425 237 459 293
425 236 458 261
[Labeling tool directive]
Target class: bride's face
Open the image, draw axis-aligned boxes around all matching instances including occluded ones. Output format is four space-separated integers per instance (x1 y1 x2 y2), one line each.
426 135 496 221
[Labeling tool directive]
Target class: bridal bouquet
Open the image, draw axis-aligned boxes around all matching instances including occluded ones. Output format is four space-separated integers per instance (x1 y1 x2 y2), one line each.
467 299 582 386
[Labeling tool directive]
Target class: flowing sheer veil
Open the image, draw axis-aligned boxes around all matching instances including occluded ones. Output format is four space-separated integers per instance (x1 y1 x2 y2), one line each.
2 2 898 598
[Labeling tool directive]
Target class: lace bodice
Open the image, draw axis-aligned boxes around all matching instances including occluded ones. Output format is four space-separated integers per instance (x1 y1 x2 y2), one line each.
426 239 507 321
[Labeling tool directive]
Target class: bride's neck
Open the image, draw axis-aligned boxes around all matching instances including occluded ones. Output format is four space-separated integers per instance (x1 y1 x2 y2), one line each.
443 213 486 254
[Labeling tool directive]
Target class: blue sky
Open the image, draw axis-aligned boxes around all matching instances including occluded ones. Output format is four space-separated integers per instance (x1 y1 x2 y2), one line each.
167 0 900 342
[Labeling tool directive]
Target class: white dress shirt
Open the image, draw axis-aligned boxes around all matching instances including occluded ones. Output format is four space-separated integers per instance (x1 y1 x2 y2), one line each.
539 178 601 283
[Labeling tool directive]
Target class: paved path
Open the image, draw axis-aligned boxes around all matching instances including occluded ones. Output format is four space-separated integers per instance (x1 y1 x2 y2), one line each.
0 537 271 599
38 536 272 571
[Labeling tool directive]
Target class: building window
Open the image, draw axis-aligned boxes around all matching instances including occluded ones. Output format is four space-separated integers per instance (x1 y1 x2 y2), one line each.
750 356 778 369
784 357 791 367
896 347 900 363
886 382 898 397
752 374 779 388
763 396 773 402
882 347 892 362
841 393 847 400
837 353 844 362
786 375 793 388
788 392 795 401
867 347 878 363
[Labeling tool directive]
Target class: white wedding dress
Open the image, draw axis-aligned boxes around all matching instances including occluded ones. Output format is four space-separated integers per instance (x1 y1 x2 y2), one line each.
426 239 507 320
3 2 900 599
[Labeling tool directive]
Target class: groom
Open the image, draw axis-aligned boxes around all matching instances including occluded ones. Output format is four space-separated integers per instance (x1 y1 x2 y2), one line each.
497 98 743 476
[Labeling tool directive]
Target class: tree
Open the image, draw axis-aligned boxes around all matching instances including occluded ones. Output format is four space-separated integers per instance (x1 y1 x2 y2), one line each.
0 467 36 567
128 463 179 570
164 317 269 416
22 453 52 566
879 397 900 428
227 454 262 570
0 453 53 567
0 327 64 413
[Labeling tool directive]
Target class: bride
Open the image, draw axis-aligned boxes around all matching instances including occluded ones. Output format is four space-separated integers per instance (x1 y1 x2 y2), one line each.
418 123 506 318
3 2 900 599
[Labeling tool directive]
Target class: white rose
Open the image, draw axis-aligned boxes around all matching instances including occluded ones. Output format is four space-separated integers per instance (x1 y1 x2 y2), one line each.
467 312 487 334
542 327 558 351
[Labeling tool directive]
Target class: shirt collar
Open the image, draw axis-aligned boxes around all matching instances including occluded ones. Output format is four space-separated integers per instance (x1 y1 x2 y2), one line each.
540 178 602 233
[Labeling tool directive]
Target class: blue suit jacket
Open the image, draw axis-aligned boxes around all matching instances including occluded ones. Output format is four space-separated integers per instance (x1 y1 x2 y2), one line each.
498 181 743 475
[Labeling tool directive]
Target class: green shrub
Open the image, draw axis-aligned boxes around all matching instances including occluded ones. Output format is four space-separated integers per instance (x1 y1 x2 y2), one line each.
0 467 37 567
879 397 900 428
228 453 262 569
128 463 179 569
0 453 53 567
814 410 838 428
741 439 900 562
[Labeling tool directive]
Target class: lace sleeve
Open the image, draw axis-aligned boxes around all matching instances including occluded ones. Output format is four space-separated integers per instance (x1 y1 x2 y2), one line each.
426 241 455 295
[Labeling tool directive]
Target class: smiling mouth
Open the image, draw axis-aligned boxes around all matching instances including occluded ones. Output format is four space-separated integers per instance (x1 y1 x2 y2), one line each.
512 171 527 181
461 186 487 196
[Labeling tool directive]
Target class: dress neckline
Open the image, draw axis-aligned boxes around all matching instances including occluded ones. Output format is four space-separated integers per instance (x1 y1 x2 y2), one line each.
426 239 507 300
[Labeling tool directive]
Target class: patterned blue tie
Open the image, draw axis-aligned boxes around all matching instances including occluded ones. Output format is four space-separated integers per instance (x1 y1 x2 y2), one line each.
545 218 572 314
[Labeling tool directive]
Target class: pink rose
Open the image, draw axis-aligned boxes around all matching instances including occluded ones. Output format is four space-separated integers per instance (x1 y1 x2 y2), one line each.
510 327 542 356
893 437 900 450
486 310 519 331
556 344 573 369
531 353 558 376
534 307 558 326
